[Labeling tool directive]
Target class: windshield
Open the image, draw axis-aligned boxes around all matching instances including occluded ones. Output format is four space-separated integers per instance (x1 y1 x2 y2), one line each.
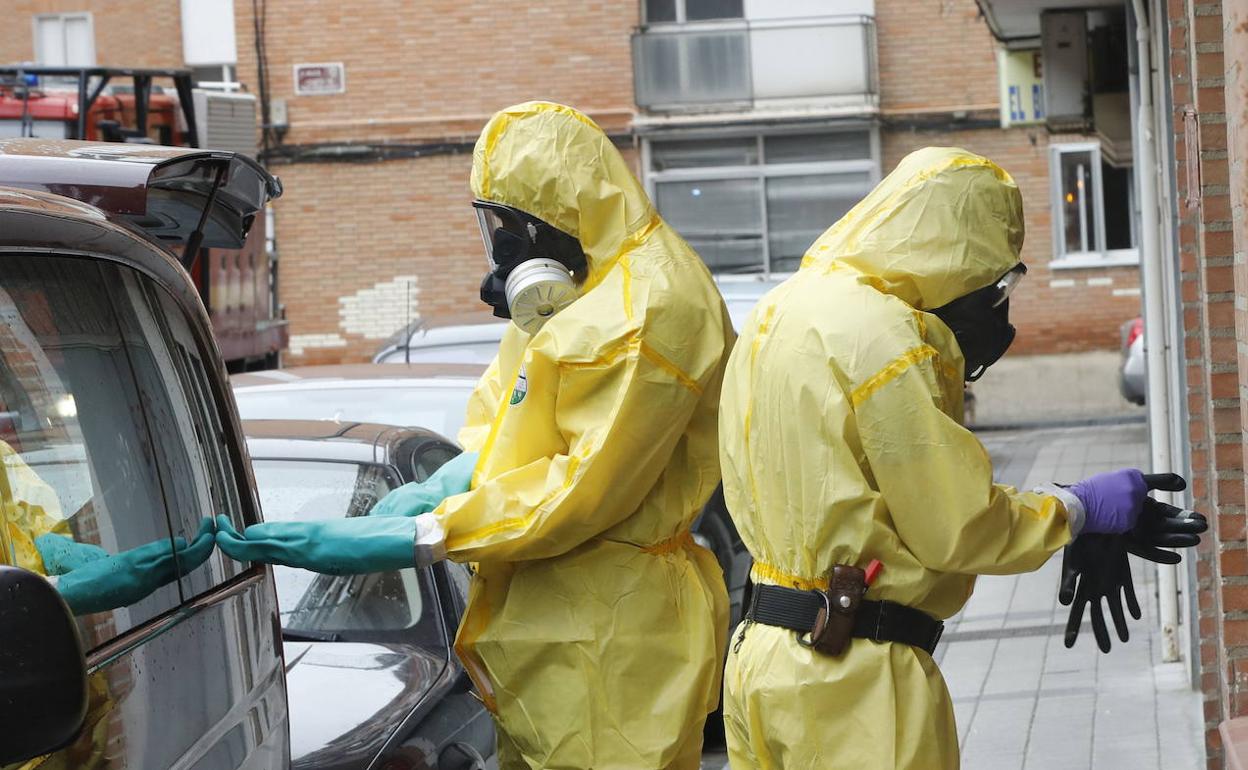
252 459 440 646
234 385 473 440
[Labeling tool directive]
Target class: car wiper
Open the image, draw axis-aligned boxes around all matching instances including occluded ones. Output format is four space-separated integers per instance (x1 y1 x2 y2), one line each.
280 628 342 642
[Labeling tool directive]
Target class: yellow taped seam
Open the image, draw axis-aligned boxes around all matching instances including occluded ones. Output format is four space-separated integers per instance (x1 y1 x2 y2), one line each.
750 561 829 592
641 529 694 555
447 451 586 550
640 342 701 396
556 332 701 396
578 213 661 295
850 345 939 408
557 335 639 372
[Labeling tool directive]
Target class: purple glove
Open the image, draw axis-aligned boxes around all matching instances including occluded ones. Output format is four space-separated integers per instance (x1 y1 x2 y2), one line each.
1071 469 1148 534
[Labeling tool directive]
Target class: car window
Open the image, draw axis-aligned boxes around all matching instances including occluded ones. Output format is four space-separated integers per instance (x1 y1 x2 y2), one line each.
251 458 442 647
0 255 184 643
143 286 251 593
233 385 474 440
412 443 460 483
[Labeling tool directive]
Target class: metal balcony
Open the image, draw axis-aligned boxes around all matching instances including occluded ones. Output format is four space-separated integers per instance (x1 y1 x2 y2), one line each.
632 15 878 114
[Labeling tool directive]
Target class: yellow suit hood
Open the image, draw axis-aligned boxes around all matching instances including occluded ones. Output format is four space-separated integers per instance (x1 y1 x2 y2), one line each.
470 101 655 289
803 147 1024 310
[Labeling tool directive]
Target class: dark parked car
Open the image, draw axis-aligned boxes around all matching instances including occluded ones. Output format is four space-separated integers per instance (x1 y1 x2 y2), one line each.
0 139 287 766
242 419 496 770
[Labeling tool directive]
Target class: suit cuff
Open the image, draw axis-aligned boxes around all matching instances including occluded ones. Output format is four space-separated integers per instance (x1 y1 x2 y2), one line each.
1034 483 1086 536
413 513 447 567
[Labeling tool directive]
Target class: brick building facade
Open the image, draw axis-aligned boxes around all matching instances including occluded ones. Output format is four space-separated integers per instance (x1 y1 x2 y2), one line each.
2 0 1143 363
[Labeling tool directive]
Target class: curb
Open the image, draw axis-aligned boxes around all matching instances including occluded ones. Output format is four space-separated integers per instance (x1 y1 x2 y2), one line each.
970 414 1148 433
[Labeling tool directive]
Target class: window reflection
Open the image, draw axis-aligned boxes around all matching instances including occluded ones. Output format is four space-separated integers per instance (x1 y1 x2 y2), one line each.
252 459 438 647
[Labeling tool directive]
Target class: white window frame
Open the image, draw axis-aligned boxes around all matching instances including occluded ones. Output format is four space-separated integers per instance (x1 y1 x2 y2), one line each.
1048 141 1139 269
32 12 96 67
643 124 881 279
643 0 745 25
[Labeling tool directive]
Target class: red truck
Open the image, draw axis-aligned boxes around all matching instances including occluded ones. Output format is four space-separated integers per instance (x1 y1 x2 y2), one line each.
0 65 286 370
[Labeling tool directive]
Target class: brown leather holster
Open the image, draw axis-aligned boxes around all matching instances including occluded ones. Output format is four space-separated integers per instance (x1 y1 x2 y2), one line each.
801 564 867 656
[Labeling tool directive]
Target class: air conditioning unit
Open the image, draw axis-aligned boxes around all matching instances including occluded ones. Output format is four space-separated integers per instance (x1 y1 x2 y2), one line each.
192 89 258 158
1041 10 1090 131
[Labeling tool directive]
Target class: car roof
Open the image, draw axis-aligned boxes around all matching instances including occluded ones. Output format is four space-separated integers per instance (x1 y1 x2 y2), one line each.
0 185 209 325
232 362 486 390
241 418 452 465
0 138 279 250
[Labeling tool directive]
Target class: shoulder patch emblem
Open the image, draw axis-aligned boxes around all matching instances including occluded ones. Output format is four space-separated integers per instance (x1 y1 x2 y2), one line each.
510 365 528 405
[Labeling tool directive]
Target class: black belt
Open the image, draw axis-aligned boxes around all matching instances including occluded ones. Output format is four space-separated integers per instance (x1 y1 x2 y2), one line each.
746 583 944 655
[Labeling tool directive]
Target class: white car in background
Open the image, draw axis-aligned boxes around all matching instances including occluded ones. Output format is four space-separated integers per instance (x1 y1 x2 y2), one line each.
372 278 779 365
232 362 486 441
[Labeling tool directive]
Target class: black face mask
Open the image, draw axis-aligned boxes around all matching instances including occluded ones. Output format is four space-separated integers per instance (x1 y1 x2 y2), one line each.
930 278 1020 382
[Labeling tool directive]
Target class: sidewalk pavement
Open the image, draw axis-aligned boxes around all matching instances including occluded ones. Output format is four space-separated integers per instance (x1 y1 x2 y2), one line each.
701 422 1204 770
948 422 1202 770
968 351 1145 428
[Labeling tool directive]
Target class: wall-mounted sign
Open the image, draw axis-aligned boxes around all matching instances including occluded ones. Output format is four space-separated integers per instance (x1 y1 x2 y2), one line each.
998 49 1044 128
293 63 346 96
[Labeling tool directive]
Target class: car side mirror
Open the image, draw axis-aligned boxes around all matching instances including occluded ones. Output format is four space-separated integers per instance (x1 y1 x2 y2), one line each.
0 566 87 765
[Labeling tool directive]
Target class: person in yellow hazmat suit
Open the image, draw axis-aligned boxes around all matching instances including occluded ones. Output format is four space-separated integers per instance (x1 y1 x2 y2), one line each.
716 147 1192 769
217 101 734 769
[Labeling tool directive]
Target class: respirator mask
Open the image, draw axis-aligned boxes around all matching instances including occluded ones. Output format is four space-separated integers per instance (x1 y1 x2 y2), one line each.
930 263 1027 382
473 200 588 334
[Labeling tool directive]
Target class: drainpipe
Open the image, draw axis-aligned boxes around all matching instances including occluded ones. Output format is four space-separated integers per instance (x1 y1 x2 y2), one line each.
1131 0 1181 662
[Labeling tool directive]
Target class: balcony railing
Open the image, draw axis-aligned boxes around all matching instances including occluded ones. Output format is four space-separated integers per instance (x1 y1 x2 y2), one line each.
632 15 878 113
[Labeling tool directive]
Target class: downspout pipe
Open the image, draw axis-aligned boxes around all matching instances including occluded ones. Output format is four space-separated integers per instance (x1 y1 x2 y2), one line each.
1131 0 1181 662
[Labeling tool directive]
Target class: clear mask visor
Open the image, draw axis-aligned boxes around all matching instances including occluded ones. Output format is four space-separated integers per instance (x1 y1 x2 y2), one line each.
475 207 508 270
991 264 1027 308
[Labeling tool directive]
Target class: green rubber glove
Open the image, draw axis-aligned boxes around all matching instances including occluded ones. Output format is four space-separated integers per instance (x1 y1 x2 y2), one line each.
215 513 438 575
369 451 478 518
34 533 110 574
40 518 217 616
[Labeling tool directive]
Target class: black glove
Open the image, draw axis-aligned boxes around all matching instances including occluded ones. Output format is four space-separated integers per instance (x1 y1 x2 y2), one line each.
1059 473 1207 653
1059 534 1139 652
1125 474 1207 564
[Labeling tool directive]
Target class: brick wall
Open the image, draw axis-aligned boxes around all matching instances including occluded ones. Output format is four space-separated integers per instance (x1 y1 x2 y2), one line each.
233 0 637 146
875 0 1001 114
234 0 641 364
1169 0 1245 763
2 1 182 67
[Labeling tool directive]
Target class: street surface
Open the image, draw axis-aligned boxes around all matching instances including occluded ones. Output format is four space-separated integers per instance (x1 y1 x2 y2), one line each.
702 422 1203 769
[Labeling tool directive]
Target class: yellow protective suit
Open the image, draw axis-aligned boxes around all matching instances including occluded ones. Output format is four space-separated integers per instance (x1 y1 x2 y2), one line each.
0 441 111 770
718 148 1075 769
431 102 732 770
